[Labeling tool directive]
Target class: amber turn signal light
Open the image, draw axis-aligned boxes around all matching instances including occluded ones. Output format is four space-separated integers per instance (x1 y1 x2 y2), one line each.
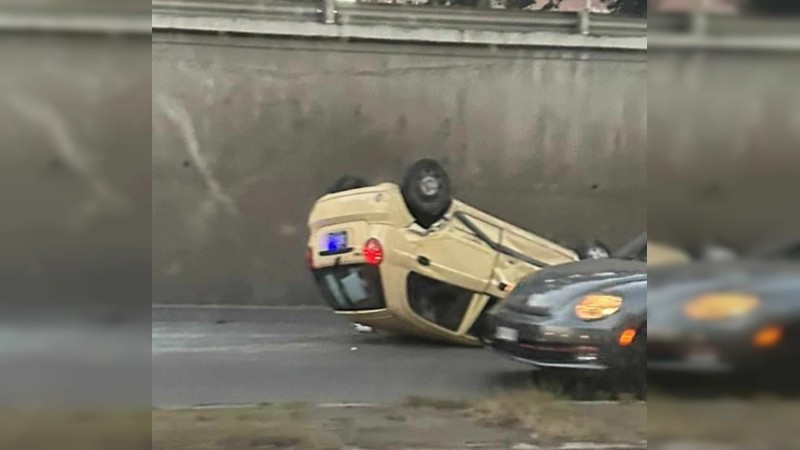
618 328 637 347
753 325 783 349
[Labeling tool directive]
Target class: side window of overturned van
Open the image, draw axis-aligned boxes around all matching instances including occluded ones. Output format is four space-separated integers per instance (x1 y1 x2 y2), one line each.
407 272 473 332
315 265 386 311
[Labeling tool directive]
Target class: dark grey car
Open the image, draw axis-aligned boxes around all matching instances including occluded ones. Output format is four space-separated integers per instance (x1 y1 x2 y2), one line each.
485 234 647 374
648 259 800 376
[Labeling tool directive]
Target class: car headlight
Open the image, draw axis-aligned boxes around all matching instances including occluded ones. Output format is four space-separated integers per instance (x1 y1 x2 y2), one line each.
574 294 623 321
684 293 760 321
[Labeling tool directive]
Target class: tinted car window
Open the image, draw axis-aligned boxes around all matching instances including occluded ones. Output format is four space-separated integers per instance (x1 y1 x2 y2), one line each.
313 265 386 311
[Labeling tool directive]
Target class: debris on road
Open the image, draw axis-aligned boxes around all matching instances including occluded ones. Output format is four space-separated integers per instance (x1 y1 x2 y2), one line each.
353 323 374 334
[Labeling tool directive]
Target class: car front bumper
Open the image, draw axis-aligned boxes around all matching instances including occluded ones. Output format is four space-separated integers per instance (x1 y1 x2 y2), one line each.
647 330 786 374
486 308 639 371
491 339 609 370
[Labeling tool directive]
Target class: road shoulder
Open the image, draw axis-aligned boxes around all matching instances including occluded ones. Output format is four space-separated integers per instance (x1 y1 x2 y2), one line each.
152 396 646 450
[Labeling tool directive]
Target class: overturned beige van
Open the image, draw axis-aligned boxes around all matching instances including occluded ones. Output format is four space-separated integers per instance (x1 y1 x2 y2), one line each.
307 160 607 345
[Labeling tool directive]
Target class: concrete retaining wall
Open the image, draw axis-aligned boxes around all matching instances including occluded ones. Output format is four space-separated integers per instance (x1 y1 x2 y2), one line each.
0 36 151 315
649 50 800 247
152 34 647 305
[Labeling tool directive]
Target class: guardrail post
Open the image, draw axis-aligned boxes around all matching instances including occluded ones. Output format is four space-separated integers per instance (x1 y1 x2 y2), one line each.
579 0 591 35
321 0 335 24
690 0 708 36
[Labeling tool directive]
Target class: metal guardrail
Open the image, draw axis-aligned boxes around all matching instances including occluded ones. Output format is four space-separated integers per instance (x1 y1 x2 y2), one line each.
152 0 646 37
648 12 800 51
337 4 646 36
649 12 800 36
151 1 800 51
151 0 648 49
1 1 798 51
0 3 150 34
152 0 320 22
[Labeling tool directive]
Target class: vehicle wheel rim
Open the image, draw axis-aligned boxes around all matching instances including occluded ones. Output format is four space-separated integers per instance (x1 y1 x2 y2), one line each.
587 247 609 259
419 174 441 197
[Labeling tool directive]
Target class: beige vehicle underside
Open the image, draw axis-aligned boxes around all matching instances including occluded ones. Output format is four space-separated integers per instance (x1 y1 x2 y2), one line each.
308 183 578 345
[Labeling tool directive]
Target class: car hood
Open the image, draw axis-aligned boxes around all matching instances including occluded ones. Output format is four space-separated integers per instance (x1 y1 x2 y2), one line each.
503 259 646 316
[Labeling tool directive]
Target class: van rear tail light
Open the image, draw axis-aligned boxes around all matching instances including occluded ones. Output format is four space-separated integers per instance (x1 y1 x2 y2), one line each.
363 238 384 266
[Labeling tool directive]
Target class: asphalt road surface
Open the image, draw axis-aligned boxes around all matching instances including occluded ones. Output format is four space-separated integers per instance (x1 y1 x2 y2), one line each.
152 305 534 407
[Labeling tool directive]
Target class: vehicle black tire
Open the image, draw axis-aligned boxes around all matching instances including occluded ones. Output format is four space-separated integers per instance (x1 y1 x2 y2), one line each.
608 324 647 400
327 175 368 194
575 241 611 260
401 159 453 228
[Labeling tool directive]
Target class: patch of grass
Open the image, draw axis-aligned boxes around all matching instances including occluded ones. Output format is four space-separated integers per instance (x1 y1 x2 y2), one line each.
403 396 472 410
385 413 407 422
468 389 645 444
0 410 150 450
648 397 800 445
269 401 308 411
152 405 340 450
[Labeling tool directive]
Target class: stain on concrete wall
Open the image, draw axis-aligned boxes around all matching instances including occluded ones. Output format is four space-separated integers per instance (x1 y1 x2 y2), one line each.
0 37 151 316
152 34 647 305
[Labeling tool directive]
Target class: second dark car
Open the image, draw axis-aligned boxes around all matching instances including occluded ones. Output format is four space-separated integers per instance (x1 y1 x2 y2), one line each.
485 234 648 375
647 238 800 379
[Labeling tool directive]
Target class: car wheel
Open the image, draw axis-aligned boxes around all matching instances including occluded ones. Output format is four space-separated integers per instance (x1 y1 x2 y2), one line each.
575 241 611 260
401 159 453 228
327 175 368 194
